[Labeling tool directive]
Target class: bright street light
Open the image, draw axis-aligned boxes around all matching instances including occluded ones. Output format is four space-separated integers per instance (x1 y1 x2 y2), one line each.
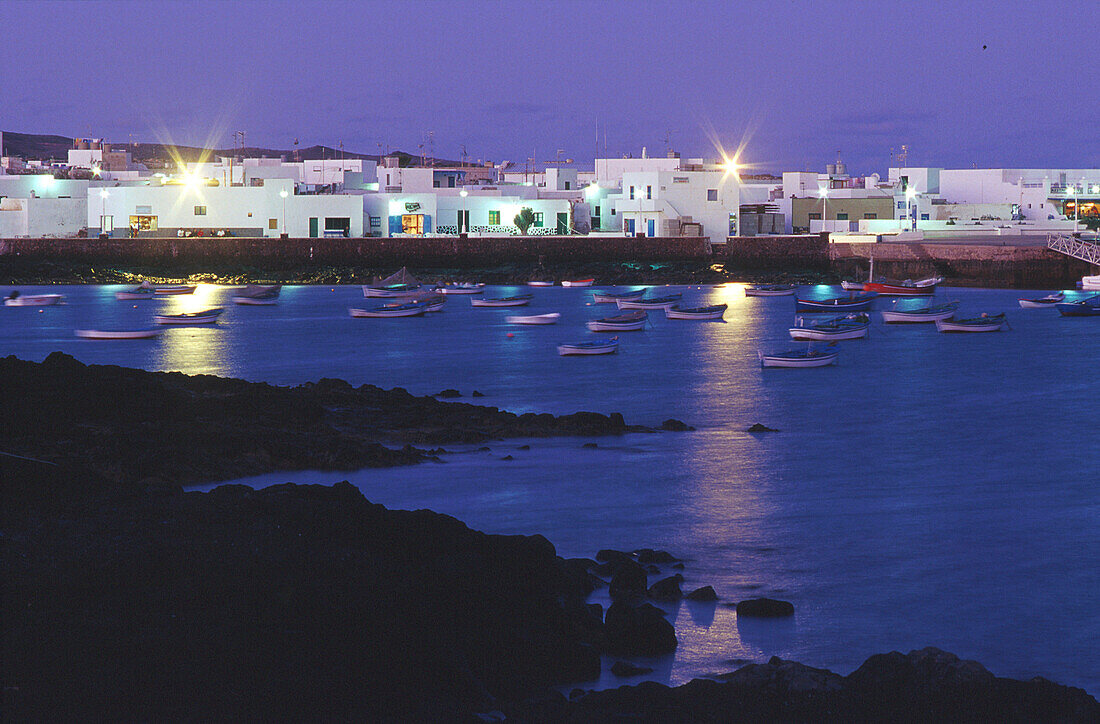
459 189 468 234
279 189 288 237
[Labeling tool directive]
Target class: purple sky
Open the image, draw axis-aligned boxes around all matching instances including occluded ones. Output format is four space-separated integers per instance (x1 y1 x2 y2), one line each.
4 0 1097 174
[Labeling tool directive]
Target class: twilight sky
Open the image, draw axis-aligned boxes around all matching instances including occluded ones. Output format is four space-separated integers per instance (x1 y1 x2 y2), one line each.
3 0 1096 175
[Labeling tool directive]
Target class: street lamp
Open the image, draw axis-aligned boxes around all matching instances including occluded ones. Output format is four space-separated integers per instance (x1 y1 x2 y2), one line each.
98 189 109 237
818 186 828 235
905 187 918 231
279 189 288 237
1069 184 1078 233
459 189 468 234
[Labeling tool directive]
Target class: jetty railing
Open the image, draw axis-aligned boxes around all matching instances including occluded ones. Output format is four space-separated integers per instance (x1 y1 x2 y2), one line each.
1047 234 1100 265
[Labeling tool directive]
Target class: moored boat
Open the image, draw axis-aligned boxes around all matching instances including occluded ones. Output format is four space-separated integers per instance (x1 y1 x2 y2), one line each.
154 308 224 324
561 279 595 287
505 312 561 325
935 313 1006 332
349 302 426 318
557 337 619 355
789 313 869 340
592 288 648 303
759 345 839 368
1018 292 1065 309
75 328 162 339
665 303 728 320
1055 295 1100 317
863 280 936 296
471 294 533 308
362 283 422 298
527 281 554 287
794 292 876 313
745 284 796 297
154 285 196 295
616 293 683 310
115 281 156 300
437 283 485 295
881 300 958 323
4 292 64 307
586 310 648 332
231 284 282 305
840 281 863 291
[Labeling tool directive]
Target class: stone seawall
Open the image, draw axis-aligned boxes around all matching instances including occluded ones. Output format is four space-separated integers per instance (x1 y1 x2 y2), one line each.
0 236 711 268
721 234 830 270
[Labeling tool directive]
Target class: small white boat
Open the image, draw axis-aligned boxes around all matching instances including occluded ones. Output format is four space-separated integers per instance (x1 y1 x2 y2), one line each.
935 314 1006 333
789 313 869 340
231 284 282 305
558 337 619 355
616 294 682 310
745 285 796 297
75 328 163 340
913 275 944 288
881 301 958 324
154 308 224 325
349 302 426 318
505 313 561 325
840 281 863 291
527 281 554 287
586 310 648 332
116 281 156 300
363 283 422 298
155 285 197 295
665 303 727 320
4 292 64 307
592 288 648 304
561 278 595 288
471 294 533 308
437 283 485 295
1018 292 1065 309
759 346 839 368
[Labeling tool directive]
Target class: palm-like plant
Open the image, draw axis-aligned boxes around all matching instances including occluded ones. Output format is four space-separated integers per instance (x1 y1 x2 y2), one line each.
514 208 536 235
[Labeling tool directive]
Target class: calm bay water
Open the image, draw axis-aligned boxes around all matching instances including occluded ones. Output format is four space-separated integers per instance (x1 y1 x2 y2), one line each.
3 282 1098 694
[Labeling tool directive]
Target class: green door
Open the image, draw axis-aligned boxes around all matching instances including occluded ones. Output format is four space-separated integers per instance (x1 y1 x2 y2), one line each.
309 217 318 238
556 212 569 235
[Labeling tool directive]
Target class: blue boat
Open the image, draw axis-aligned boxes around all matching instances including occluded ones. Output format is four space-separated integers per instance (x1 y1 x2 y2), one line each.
794 292 877 313
1055 295 1100 317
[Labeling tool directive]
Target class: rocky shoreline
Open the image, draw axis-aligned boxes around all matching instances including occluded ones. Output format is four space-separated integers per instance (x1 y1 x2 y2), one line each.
2 356 1097 721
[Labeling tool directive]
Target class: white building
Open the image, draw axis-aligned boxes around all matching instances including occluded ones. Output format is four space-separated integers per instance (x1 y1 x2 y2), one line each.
0 174 90 237
597 167 741 242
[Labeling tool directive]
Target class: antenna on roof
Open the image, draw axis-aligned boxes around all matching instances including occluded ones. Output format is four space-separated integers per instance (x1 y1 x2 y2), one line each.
427 130 435 167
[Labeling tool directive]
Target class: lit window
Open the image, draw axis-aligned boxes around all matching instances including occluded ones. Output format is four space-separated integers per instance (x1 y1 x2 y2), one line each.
836 212 849 220
629 186 635 200
533 212 544 227
268 218 278 229
864 213 877 219
897 201 905 209
194 206 207 216
488 210 500 225
808 213 821 220
646 185 652 200
707 189 718 201
920 213 929 220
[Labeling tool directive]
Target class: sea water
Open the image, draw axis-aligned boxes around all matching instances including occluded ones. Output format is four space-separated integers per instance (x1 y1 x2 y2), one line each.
3 283 1097 694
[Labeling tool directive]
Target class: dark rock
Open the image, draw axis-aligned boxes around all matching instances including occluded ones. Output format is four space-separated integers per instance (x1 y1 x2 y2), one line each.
595 549 632 565
472 390 486 397
516 444 530 450
646 564 660 574
435 389 462 398
746 423 779 433
671 562 685 570
611 661 655 677
634 548 679 564
736 598 795 617
477 446 492 452
500 455 514 461
608 559 648 601
604 601 678 656
647 574 684 601
581 442 598 449
686 585 718 602
660 418 695 431
568 688 586 700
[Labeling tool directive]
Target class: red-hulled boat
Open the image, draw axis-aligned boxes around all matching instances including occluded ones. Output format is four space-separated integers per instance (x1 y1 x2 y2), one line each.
863 278 939 296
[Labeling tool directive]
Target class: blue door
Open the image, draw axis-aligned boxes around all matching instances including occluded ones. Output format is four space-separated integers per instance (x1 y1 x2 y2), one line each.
647 219 655 237
625 218 635 234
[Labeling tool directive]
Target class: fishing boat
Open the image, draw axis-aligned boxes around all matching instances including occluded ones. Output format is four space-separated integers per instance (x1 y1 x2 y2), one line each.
417 295 445 312
557 337 619 355
363 283 422 298
437 283 485 295
527 281 554 287
591 288 648 303
231 284 281 305
115 281 156 300
349 302 426 318
744 284 796 297
794 292 877 313
840 281 864 291
881 300 958 323
586 310 648 332
616 293 683 310
935 313 1006 332
155 285 197 295
863 279 937 296
561 279 595 287
665 303 728 320
789 313 869 340
75 328 163 339
471 294 533 308
759 345 839 368
4 292 64 307
1055 295 1100 317
154 308 224 325
505 312 561 325
1018 292 1065 309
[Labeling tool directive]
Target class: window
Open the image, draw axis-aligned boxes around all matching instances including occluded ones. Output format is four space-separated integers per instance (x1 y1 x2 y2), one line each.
629 186 635 200
836 212 849 220
249 178 264 187
402 215 423 234
646 185 652 200
194 205 207 216
610 208 615 216
369 216 381 228
564 181 571 190
897 201 906 209
808 212 822 220
592 205 601 230
673 176 688 183
268 218 278 229
863 213 877 219
129 215 158 231
707 189 718 201
488 210 500 225
533 212 544 227
920 213 930 220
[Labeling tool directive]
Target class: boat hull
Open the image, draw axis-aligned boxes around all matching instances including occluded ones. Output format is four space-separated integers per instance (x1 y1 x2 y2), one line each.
115 291 156 300
154 286 196 295
471 296 532 307
561 279 595 287
4 294 63 306
75 328 162 339
935 318 1005 332
505 313 561 325
154 309 223 324
527 281 553 287
558 341 618 355
616 295 682 310
745 286 795 297
1055 299 1100 316
863 282 935 295
794 296 875 313
438 285 484 295
349 306 426 318
665 305 727 320
232 296 278 305
586 320 646 331
789 325 867 341
592 289 647 303
881 306 957 323
759 350 839 368
363 284 422 298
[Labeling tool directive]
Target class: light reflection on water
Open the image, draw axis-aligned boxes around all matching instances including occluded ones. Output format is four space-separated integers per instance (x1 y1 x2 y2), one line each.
2 282 1098 695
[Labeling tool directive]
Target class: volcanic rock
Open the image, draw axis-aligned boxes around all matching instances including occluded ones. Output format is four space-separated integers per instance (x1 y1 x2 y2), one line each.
736 598 795 617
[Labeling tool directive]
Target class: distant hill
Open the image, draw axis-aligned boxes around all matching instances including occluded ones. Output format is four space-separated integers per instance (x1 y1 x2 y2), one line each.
2 130 466 167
